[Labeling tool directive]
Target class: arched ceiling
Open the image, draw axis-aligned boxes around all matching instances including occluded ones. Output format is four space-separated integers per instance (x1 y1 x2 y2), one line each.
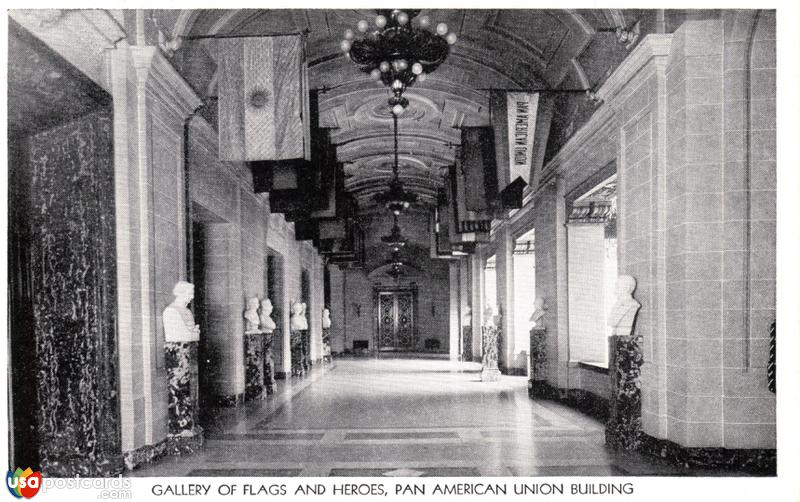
159 9 642 209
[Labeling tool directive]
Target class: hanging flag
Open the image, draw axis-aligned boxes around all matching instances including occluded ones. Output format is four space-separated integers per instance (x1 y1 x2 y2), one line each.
506 92 539 185
217 35 309 161
460 127 498 213
490 91 539 188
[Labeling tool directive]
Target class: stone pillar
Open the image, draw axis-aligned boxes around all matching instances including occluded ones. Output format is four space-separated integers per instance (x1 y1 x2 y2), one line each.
470 254 484 361
494 226 516 372
528 327 548 398
245 333 266 401
164 342 203 454
109 45 202 466
448 261 461 361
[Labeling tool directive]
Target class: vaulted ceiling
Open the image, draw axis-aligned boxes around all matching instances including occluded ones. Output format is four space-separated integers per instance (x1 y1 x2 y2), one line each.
157 9 648 211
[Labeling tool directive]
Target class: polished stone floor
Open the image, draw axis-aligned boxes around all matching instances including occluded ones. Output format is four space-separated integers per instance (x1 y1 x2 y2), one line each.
130 358 745 477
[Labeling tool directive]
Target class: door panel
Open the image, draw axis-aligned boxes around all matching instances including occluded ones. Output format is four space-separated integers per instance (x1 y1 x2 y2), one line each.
395 293 414 349
377 291 415 351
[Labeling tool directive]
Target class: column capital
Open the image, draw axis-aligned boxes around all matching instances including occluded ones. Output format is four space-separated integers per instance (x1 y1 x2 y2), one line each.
126 46 203 120
596 34 673 106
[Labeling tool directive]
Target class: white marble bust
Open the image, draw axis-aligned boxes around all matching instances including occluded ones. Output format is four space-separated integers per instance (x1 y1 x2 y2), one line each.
483 306 496 328
463 306 472 326
259 298 276 333
244 297 261 334
608 275 641 337
322 308 332 329
163 281 200 343
290 302 305 331
299 302 309 330
529 297 547 329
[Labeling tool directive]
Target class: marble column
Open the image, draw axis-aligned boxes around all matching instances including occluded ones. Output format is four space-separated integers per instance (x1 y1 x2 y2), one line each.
164 342 204 454
528 327 548 398
245 333 266 401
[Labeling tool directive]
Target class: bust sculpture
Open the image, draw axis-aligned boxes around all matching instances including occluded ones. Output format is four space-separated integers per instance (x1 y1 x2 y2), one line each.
483 306 496 328
608 275 641 337
290 302 305 331
463 306 472 326
322 308 332 329
299 302 309 330
529 297 547 329
259 298 276 333
163 281 200 343
244 297 261 334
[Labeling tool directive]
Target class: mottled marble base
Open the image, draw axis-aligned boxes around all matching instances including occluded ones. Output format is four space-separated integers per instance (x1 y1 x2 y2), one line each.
290 330 305 377
263 332 276 394
322 328 332 363
461 326 472 362
245 332 266 401
165 341 198 435
166 426 205 456
637 434 776 475
481 325 501 382
42 453 123 478
301 330 311 372
528 328 548 398
123 439 168 471
606 334 643 450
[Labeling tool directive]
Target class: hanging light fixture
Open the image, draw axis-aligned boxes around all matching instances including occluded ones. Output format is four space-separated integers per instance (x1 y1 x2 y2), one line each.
373 114 418 214
387 249 406 279
341 9 456 115
381 213 408 252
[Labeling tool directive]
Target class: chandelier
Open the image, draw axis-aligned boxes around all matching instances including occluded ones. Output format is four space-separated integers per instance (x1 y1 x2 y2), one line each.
381 213 408 252
387 249 406 279
341 9 457 116
373 114 418 214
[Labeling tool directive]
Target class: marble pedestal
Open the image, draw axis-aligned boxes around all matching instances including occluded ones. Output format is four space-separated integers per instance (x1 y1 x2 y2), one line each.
301 330 311 371
290 330 305 377
605 334 643 450
245 332 267 401
481 325 501 382
164 341 204 455
461 326 472 362
263 331 276 393
322 327 332 363
528 327 548 398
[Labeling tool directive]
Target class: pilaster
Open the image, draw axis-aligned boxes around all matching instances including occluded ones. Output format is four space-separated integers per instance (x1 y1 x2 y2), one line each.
109 45 201 458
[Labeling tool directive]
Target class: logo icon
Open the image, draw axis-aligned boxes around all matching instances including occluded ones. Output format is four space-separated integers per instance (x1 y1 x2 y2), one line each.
6 468 41 499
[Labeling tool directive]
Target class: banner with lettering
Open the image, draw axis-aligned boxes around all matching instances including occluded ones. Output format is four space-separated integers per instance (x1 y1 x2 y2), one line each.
505 92 539 185
217 35 310 161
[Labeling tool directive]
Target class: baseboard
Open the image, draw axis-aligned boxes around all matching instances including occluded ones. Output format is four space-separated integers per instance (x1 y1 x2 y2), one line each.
634 433 776 476
123 438 168 471
528 379 609 421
